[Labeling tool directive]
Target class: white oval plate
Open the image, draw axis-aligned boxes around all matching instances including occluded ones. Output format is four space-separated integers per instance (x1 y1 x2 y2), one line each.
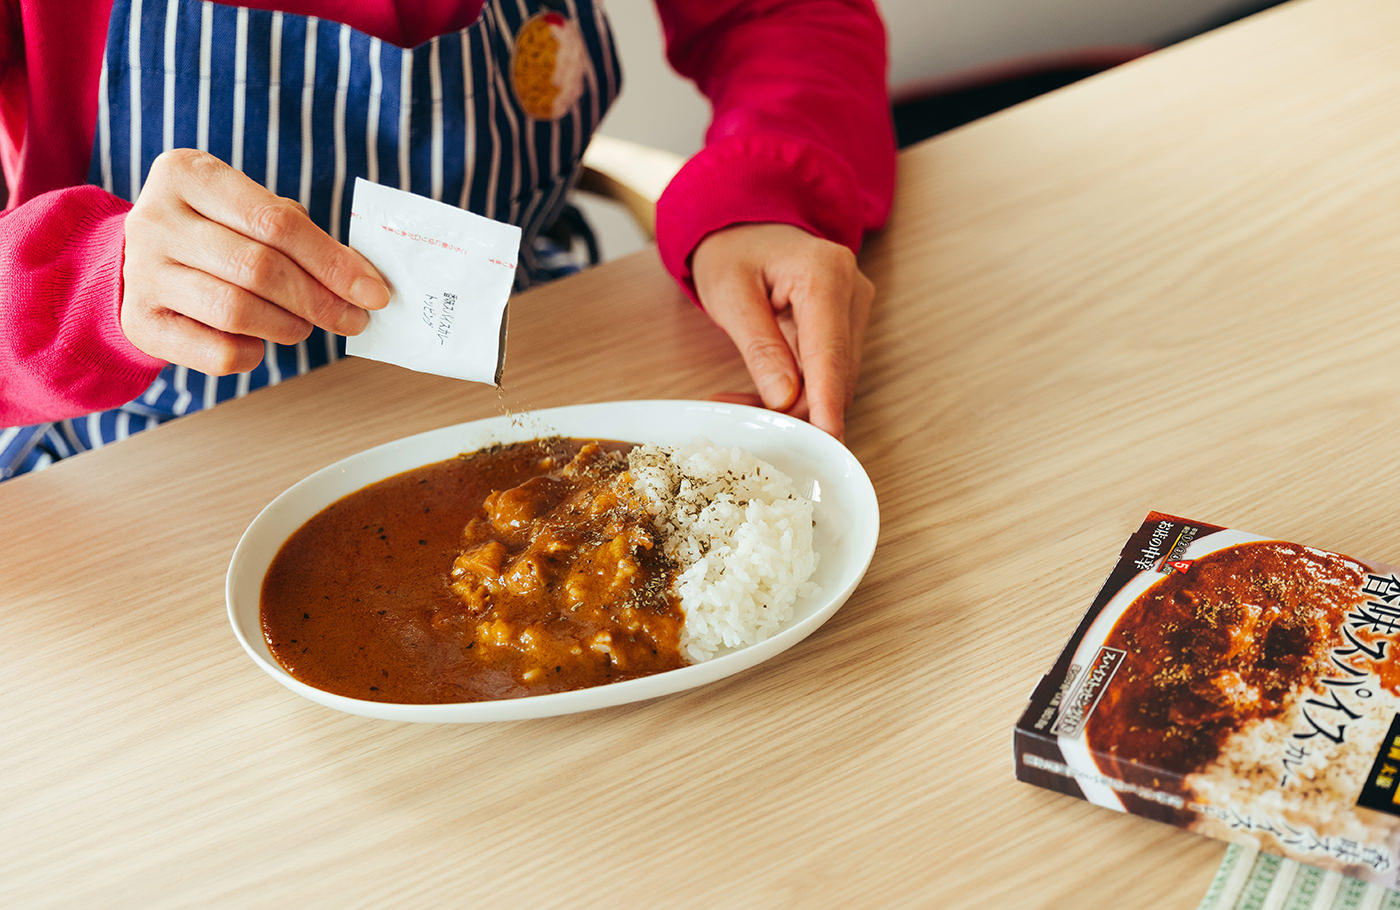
226 400 880 722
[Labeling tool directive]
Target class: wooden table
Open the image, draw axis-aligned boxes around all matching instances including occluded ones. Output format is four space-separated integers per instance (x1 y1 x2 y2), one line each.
7 0 1400 905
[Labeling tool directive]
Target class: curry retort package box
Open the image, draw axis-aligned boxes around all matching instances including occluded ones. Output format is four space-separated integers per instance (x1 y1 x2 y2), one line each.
1015 512 1400 888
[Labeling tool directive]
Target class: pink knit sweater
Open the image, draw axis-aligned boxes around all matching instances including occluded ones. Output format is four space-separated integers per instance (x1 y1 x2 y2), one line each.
0 0 894 425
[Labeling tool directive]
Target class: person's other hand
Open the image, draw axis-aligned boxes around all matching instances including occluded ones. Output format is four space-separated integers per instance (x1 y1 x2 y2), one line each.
120 148 390 374
691 223 874 440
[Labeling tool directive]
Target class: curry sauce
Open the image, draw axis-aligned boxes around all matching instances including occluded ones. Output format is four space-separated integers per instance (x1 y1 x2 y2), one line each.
260 438 686 703
1084 540 1374 780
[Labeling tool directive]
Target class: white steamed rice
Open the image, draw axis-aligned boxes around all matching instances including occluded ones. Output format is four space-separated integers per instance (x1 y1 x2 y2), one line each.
626 441 820 663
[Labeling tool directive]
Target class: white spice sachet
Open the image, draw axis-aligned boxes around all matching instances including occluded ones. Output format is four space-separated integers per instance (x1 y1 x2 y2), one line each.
346 178 521 385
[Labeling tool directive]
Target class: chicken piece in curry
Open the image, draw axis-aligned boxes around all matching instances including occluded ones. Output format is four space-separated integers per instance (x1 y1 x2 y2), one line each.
260 438 686 704
446 441 683 687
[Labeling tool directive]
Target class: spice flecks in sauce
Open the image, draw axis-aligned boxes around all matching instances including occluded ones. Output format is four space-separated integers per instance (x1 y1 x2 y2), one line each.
260 438 685 704
1085 540 1374 780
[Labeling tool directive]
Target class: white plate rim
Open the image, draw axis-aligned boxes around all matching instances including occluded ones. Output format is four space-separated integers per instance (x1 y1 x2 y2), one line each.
226 399 880 722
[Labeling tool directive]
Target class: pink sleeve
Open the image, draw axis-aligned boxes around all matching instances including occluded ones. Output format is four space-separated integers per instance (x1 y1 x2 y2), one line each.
0 185 165 425
651 0 896 300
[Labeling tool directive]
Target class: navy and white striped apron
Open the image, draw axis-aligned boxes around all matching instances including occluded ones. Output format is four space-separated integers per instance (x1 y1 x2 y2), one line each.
1 0 619 480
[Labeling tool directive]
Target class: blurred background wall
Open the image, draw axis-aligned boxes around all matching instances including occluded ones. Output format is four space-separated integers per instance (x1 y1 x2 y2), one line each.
580 0 1286 260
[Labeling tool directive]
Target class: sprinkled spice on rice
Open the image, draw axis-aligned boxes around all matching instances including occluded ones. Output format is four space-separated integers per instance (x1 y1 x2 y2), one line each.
626 441 821 662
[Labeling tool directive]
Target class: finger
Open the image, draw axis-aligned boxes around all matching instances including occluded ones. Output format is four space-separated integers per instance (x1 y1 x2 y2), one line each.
787 265 857 439
708 388 810 419
701 269 801 412
163 263 318 345
151 149 390 311
123 305 267 376
709 392 764 408
771 308 812 420
163 213 369 337
846 272 875 406
774 306 800 357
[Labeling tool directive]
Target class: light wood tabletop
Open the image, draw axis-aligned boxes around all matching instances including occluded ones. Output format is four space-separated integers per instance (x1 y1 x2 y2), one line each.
7 0 1400 906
